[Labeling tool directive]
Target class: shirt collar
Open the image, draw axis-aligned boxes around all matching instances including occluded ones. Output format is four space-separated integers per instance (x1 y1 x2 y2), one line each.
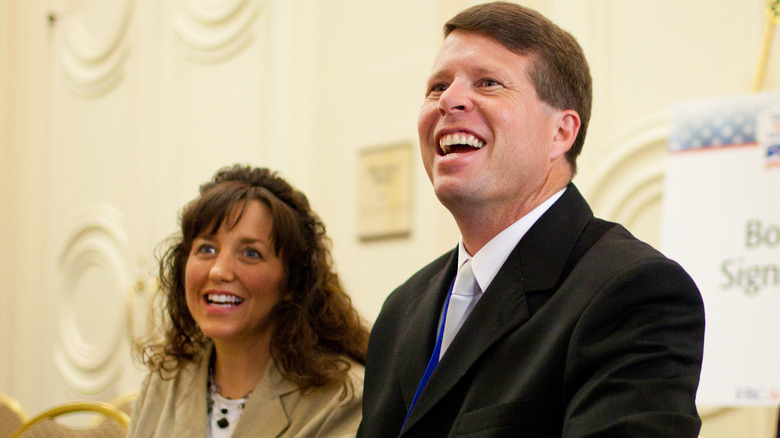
457 187 566 293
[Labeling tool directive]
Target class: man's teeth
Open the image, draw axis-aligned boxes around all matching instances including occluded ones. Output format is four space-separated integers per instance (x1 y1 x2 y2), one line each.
439 133 486 154
206 294 244 307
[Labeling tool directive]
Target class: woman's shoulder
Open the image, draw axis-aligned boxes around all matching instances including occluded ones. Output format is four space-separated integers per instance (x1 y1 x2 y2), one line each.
265 355 363 437
318 355 364 408
136 347 211 404
128 350 210 437
342 356 365 388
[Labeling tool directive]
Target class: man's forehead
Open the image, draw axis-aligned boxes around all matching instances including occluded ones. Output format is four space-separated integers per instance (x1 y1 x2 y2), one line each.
440 29 535 57
428 32 532 77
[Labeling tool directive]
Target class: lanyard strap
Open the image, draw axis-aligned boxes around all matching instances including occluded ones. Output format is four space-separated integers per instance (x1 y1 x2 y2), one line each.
401 280 455 431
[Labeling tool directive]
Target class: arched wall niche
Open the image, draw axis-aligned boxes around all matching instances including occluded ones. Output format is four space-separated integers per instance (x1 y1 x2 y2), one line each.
586 112 670 248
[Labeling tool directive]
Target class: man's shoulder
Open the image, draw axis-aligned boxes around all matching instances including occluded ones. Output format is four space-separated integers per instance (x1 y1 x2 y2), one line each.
580 218 695 286
590 218 668 262
376 249 454 317
393 249 454 293
411 249 454 278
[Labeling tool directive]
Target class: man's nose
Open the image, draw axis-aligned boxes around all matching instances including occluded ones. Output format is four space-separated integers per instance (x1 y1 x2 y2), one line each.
438 81 474 116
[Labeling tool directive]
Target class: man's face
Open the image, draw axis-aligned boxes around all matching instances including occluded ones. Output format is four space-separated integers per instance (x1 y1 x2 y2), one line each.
418 31 567 214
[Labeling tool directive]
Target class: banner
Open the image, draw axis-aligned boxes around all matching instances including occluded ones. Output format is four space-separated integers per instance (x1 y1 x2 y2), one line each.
661 91 780 406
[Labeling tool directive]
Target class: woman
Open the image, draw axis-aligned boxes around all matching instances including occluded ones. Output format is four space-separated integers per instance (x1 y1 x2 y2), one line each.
129 164 369 437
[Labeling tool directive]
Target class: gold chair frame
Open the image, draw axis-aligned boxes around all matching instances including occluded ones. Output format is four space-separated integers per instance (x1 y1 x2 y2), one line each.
0 393 28 438
108 391 136 417
12 401 129 437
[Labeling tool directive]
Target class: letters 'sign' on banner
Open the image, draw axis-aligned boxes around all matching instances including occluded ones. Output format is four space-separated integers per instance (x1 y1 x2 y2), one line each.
661 91 780 406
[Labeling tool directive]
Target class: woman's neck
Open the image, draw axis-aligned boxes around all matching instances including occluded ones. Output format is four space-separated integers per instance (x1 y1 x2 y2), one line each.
212 337 272 399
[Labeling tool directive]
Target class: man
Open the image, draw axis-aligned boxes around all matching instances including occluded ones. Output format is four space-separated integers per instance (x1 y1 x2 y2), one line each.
358 2 705 437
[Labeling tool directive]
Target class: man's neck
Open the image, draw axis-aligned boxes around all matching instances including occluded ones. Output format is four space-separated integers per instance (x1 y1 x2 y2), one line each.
453 179 569 255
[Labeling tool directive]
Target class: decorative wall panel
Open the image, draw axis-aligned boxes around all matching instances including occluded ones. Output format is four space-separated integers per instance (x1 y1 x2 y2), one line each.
59 0 133 97
54 206 129 395
127 275 159 345
174 0 262 63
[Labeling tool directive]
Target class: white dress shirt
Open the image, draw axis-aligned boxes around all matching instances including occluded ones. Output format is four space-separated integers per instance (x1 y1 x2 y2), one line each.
439 187 566 356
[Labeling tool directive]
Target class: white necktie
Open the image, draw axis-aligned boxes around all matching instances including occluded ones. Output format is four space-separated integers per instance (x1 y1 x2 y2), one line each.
440 259 480 358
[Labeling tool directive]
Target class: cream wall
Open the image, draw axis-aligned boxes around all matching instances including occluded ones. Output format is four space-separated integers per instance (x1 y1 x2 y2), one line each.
1 0 778 435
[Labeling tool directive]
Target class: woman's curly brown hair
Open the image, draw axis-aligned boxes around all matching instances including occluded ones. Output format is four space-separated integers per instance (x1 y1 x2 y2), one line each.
137 164 369 396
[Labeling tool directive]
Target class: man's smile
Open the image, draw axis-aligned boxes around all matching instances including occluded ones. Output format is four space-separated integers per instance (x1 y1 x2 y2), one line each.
438 131 486 155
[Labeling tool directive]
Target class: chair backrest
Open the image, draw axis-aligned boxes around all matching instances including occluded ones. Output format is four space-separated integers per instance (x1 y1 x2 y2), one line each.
12 401 129 438
108 392 136 417
0 393 28 438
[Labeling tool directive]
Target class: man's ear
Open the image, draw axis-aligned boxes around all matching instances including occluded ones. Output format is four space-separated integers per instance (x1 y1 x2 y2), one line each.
550 109 580 160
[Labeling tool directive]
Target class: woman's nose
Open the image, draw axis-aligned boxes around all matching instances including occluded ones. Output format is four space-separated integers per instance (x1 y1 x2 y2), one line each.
209 253 235 282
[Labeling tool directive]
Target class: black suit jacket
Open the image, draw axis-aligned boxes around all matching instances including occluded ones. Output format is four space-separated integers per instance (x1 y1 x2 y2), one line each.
358 184 705 437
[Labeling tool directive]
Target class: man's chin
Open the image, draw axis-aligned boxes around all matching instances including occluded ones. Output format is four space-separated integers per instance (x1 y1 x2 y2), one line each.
433 181 480 208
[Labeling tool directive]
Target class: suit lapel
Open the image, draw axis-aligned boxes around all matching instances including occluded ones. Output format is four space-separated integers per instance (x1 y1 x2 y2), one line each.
401 184 594 433
401 246 532 433
397 249 458 410
515 184 594 293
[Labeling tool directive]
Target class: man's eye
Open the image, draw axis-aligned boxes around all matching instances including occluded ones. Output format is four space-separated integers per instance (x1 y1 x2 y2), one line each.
428 83 448 94
482 79 500 87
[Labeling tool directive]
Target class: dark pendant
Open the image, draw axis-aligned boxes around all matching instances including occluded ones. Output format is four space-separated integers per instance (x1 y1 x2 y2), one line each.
217 417 229 429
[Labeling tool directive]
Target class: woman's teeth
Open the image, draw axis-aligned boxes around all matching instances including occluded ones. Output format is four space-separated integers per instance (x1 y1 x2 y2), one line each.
206 293 243 307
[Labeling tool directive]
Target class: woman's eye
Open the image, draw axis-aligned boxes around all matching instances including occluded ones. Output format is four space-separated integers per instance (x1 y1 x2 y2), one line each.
196 244 216 255
482 78 500 87
244 248 262 259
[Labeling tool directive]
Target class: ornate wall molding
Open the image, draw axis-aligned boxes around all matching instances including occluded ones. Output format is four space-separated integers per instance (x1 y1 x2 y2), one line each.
174 0 262 64
587 112 670 239
126 275 159 345
58 0 134 98
54 205 129 395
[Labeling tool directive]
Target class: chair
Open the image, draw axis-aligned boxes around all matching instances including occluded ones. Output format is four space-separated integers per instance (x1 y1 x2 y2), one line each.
12 401 129 437
0 393 28 438
108 392 136 417
776 403 779 438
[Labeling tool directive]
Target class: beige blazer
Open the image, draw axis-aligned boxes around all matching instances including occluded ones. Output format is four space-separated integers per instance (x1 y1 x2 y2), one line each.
128 345 364 437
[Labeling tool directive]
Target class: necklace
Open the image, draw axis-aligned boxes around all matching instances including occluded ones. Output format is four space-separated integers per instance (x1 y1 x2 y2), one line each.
207 354 252 430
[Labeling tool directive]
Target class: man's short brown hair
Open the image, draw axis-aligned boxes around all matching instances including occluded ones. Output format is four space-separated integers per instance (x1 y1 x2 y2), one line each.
445 1 592 175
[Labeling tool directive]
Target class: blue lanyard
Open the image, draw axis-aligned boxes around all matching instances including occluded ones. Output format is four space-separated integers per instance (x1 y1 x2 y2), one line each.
401 280 455 431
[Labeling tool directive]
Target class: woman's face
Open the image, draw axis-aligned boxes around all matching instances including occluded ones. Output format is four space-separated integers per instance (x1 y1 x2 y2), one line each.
184 200 287 347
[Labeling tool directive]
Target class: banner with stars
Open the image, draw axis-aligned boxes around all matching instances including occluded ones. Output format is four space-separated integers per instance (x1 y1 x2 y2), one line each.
662 91 780 406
